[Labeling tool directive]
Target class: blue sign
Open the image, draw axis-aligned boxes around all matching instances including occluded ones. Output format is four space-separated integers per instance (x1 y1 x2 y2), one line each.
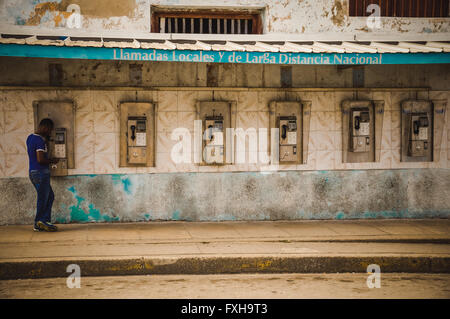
1 44 449 65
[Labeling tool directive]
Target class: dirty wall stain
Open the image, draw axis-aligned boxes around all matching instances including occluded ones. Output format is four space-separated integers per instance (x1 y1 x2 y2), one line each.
67 185 119 222
21 0 138 26
330 0 346 27
111 174 133 195
59 0 138 19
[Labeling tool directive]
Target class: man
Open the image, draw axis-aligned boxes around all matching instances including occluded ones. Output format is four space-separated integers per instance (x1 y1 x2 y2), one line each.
26 118 59 232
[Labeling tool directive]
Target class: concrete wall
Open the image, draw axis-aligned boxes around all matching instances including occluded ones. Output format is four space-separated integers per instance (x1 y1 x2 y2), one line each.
1 57 450 90
1 169 449 225
0 58 449 224
1 86 449 178
0 0 448 36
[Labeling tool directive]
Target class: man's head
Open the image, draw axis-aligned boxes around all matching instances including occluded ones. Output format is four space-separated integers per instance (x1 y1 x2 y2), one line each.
37 118 54 137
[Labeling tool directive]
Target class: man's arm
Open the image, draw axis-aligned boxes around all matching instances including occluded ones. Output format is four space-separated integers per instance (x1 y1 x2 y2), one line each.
36 151 58 165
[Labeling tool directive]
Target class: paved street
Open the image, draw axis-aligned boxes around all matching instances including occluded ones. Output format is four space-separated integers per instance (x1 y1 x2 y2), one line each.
1 273 449 299
1 220 449 280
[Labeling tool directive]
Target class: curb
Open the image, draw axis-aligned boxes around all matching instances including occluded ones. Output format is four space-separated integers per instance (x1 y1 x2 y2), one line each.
1 256 449 280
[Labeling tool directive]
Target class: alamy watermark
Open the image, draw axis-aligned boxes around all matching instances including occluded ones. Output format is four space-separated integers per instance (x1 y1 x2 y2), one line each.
366 264 381 288
366 4 381 30
66 4 82 29
169 122 280 170
66 264 81 288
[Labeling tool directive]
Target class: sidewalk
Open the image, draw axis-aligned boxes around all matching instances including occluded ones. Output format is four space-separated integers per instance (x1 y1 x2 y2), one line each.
0 219 449 279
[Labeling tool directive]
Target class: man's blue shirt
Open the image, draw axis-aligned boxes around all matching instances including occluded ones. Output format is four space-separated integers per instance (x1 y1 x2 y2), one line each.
26 134 49 171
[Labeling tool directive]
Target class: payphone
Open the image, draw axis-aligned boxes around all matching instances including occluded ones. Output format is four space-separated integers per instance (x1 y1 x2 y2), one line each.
400 100 434 162
341 100 383 163
119 102 155 167
278 116 298 162
269 101 304 165
127 116 148 164
196 101 233 166
407 113 430 157
50 128 68 176
204 115 224 164
33 101 75 177
350 108 371 153
401 100 448 163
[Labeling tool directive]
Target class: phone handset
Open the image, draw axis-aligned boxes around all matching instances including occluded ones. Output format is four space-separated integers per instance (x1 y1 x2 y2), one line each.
207 124 214 141
281 124 288 140
354 116 361 130
130 125 136 141
413 120 419 135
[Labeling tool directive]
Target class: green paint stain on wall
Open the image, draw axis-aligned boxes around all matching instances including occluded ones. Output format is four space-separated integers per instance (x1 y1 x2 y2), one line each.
172 210 181 220
121 177 132 195
87 204 101 221
111 175 122 185
335 211 345 219
69 206 88 222
138 213 152 221
111 174 133 195
67 186 76 193
67 186 119 223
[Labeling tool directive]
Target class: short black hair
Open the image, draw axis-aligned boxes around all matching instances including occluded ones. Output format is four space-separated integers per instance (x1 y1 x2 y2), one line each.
39 118 54 130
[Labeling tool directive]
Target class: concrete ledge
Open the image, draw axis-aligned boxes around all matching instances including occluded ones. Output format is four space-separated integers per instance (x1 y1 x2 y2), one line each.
1 256 449 280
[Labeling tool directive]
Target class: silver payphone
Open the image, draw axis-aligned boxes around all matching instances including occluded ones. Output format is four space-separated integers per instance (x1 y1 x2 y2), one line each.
196 101 232 166
119 102 155 167
127 116 148 165
49 127 68 176
204 115 224 164
401 100 435 162
278 116 298 162
269 101 305 165
341 100 383 163
350 108 371 153
408 113 430 157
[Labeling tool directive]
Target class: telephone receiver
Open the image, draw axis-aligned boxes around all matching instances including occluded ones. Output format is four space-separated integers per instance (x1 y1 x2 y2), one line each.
354 116 361 130
281 124 288 140
207 125 214 141
130 125 136 141
413 120 420 135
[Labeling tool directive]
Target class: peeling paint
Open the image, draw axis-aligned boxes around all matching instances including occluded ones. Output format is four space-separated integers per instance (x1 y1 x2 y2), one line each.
335 211 345 219
111 174 133 195
1 168 450 225
172 210 181 220
0 0 448 36
329 0 346 27
66 185 120 223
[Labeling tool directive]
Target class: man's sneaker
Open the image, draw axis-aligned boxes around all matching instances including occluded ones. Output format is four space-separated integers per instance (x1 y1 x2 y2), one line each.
36 220 58 232
46 222 59 231
33 223 44 232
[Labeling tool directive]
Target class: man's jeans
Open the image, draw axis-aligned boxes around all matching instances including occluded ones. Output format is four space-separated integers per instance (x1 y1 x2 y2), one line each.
29 169 54 224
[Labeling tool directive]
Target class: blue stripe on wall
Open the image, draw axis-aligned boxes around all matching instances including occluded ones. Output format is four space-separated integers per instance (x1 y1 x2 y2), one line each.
1 44 450 65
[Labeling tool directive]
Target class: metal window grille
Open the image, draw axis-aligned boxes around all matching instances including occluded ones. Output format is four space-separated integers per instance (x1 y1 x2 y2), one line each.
159 17 255 34
349 0 449 17
152 11 261 34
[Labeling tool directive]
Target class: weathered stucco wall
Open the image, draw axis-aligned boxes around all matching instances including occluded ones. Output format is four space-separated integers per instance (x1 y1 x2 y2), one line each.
1 57 450 90
0 86 449 178
0 0 150 33
0 169 449 225
0 0 448 36
0 58 449 224
0 58 449 178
